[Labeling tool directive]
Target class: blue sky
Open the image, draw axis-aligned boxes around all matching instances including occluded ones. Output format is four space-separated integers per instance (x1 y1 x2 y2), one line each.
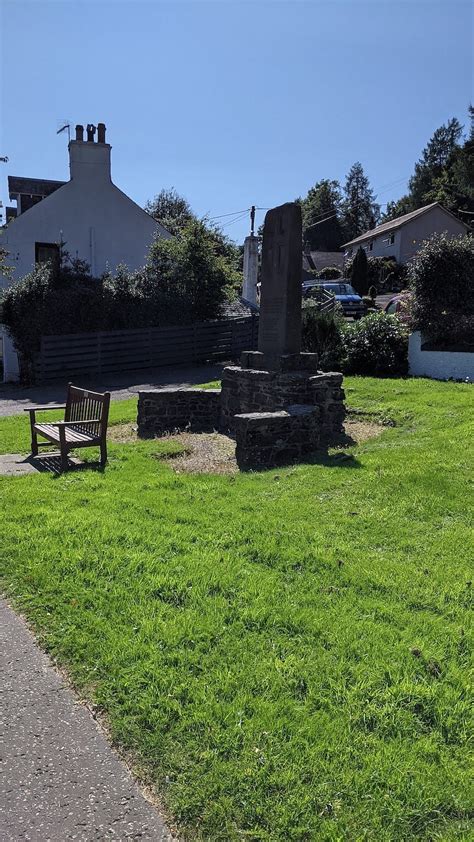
1 0 472 242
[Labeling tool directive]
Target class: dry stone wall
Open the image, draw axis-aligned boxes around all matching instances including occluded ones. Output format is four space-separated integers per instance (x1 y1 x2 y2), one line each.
137 389 221 436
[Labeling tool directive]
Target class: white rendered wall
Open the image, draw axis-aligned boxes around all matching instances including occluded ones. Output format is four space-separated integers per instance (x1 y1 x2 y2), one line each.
409 332 473 381
0 139 170 287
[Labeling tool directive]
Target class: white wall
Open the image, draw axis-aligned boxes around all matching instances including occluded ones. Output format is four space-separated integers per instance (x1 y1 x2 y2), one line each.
0 137 171 288
409 332 473 381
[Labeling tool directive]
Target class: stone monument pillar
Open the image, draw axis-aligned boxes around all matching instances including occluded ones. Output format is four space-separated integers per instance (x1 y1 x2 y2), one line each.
240 202 318 372
242 234 258 306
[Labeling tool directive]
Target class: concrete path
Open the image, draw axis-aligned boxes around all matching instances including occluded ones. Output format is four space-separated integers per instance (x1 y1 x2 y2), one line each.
0 454 86 476
0 598 173 841
0 362 226 417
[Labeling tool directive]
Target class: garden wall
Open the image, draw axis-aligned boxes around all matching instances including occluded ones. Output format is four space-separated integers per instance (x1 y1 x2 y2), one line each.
408 332 473 381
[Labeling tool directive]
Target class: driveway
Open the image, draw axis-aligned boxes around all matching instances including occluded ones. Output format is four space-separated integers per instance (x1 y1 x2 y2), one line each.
0 362 226 417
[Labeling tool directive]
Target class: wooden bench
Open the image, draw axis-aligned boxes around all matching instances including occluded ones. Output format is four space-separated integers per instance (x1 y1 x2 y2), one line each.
26 385 111 471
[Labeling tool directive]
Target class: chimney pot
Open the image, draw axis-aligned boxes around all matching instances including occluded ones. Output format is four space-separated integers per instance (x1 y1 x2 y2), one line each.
86 123 96 142
97 122 106 143
75 124 84 141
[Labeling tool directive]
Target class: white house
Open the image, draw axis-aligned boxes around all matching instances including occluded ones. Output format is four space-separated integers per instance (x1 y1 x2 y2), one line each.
0 121 171 381
342 202 469 264
0 121 170 287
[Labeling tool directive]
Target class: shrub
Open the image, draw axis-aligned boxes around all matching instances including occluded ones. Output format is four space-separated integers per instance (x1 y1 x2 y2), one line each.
408 233 474 348
342 311 409 376
1 259 105 381
301 303 346 370
316 266 342 279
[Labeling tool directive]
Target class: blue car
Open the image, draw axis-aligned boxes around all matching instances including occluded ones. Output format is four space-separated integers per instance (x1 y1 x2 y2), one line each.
303 282 367 318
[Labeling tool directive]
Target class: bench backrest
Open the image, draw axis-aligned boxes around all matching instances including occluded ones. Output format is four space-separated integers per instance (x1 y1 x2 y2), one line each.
64 385 111 438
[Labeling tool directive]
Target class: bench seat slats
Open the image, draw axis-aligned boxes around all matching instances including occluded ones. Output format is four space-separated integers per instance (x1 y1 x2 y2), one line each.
34 423 100 444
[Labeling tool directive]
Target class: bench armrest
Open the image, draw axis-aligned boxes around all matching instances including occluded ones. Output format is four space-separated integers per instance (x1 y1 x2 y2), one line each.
44 420 102 427
25 405 67 412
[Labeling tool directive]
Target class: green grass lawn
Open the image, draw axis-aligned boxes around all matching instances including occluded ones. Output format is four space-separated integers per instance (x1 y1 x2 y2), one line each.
1 377 472 841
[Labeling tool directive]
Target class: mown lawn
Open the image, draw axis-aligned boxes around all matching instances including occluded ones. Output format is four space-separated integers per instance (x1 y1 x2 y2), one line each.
0 377 472 841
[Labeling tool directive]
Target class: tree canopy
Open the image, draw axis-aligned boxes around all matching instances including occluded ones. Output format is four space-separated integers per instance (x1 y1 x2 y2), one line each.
301 180 345 251
381 109 474 224
342 162 380 241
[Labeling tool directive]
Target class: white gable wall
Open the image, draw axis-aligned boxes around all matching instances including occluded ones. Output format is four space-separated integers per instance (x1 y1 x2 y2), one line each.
0 134 170 288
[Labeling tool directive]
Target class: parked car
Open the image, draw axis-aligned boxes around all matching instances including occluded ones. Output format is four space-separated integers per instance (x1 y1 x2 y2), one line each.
303 282 367 318
384 294 403 314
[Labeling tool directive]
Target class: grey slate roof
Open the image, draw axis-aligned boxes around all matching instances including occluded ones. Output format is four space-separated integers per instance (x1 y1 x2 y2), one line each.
8 176 66 200
220 297 259 318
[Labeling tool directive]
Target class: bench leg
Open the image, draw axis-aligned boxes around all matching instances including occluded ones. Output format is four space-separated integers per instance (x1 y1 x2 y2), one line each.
29 411 38 456
59 428 69 472
100 440 107 467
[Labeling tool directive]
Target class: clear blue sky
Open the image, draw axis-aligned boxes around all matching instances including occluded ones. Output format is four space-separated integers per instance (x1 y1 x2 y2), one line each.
1 0 472 242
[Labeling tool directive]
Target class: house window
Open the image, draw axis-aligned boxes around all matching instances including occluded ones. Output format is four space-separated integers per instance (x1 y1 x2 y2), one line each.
35 242 59 268
388 234 395 246
369 241 373 251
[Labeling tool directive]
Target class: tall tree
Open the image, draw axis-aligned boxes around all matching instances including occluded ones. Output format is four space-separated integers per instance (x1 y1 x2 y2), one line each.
301 179 345 251
350 246 369 296
381 195 413 223
145 188 195 237
342 162 380 240
408 117 463 207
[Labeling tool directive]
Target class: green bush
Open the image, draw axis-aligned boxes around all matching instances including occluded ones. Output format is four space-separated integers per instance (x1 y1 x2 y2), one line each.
301 303 346 370
342 312 409 376
408 232 474 348
316 266 342 279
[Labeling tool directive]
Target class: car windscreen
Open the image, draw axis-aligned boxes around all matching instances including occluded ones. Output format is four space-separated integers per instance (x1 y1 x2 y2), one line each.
322 284 356 295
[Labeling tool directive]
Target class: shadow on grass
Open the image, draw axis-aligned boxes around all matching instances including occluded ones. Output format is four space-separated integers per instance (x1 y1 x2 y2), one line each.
238 447 361 473
22 455 106 477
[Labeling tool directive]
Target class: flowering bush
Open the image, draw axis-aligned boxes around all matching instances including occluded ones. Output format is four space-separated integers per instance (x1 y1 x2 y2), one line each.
342 311 409 376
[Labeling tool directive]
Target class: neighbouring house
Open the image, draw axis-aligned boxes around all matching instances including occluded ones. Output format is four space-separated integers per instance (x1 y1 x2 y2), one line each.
0 121 171 381
0 121 171 287
342 202 470 264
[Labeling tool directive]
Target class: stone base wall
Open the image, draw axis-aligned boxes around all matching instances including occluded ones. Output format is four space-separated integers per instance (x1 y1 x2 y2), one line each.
220 366 345 436
234 405 320 470
137 389 221 436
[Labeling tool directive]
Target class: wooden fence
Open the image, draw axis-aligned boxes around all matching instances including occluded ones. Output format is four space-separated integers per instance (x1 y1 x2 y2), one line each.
36 316 259 382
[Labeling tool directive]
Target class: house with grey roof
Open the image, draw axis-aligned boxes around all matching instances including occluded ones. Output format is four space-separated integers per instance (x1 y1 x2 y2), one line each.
342 202 470 265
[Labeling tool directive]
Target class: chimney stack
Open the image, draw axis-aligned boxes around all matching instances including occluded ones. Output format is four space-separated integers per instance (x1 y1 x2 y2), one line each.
75 124 84 141
86 123 96 142
97 123 106 143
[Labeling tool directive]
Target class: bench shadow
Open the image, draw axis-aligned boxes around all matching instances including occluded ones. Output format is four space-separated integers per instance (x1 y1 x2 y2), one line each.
22 455 105 476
